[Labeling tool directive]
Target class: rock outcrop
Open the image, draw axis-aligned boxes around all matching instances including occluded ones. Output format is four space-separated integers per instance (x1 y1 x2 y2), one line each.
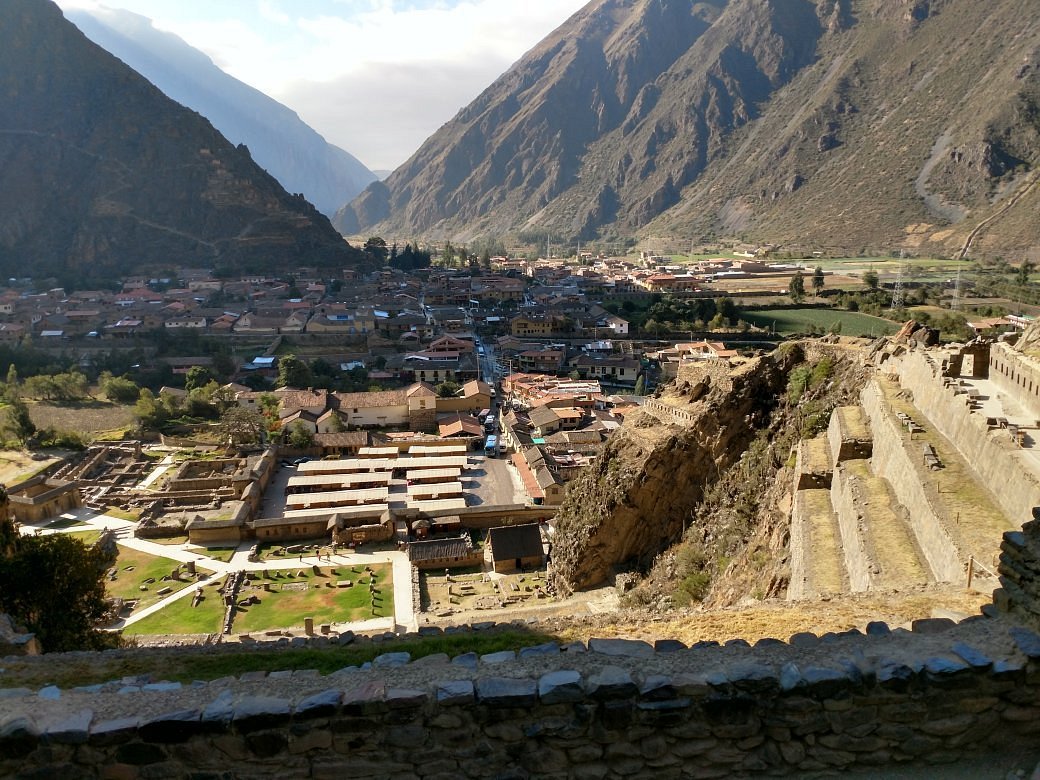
550 348 800 595
0 0 365 286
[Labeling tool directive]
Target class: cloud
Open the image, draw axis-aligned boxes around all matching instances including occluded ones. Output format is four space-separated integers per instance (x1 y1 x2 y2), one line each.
284 56 514 171
54 0 588 171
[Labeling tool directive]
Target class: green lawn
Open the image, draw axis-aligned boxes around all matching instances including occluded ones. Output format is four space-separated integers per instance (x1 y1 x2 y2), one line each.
257 538 329 561
232 563 393 633
108 545 208 610
46 517 87 530
67 529 103 546
123 581 226 636
742 308 899 337
191 545 238 563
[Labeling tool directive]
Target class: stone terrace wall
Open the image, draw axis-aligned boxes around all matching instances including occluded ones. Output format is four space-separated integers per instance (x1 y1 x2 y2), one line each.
990 342 1040 420
5 623 1040 779
999 518 1040 622
892 350 1040 525
860 381 964 583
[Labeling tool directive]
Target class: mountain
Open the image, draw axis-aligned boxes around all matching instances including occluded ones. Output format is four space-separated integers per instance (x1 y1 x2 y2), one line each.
65 7 376 218
0 0 365 287
338 0 1040 260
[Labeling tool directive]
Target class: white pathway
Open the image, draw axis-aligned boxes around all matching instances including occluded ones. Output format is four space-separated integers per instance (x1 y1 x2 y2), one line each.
18 508 418 635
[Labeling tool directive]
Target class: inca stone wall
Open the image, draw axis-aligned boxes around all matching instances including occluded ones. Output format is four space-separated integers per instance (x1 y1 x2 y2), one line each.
5 620 1040 779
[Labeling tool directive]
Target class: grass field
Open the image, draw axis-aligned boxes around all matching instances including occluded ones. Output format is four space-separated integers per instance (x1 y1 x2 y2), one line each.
0 450 61 485
191 545 238 563
123 581 226 636
232 563 393 633
27 401 134 438
742 308 899 337
108 545 206 610
68 529 103 545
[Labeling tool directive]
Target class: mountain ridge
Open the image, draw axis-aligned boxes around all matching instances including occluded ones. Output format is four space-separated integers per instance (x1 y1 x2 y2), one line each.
339 0 1040 260
0 0 364 286
65 8 376 218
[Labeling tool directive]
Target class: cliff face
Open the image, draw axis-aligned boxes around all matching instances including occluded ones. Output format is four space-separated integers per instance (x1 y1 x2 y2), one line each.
341 0 1040 260
0 0 364 287
550 348 799 595
65 9 377 218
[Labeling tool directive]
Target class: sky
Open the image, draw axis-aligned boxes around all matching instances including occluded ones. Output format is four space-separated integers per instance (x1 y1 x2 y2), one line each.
54 0 589 172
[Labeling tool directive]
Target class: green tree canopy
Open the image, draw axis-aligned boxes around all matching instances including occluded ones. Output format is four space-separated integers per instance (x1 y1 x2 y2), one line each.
789 271 806 302
277 354 312 389
100 372 141 404
435 381 462 398
184 365 214 392
287 421 315 449
0 492 117 651
812 266 825 296
862 270 879 290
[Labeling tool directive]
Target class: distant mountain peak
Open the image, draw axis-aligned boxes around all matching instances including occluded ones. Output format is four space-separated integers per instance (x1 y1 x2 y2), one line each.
66 5 376 219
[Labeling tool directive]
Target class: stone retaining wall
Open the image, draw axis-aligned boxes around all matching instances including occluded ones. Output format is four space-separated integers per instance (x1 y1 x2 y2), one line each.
892 350 1040 526
999 518 1040 622
860 381 964 583
5 624 1040 779
829 461 874 591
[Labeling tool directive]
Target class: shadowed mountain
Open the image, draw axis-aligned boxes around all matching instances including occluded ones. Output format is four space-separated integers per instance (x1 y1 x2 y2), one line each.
0 0 366 287
65 7 376 218
338 0 1040 260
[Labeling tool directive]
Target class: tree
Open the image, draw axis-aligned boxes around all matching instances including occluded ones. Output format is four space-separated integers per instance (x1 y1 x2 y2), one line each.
4 364 19 401
134 388 168 431
1018 261 1036 287
1 399 36 445
277 354 312 389
100 373 140 404
634 375 646 396
0 491 118 651
789 271 806 303
287 421 315 449
218 406 265 446
435 381 462 398
812 266 825 297
863 270 879 290
184 365 214 392
363 237 389 265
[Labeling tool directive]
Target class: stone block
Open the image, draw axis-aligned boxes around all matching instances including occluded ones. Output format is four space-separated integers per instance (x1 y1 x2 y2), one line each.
411 653 449 667
295 689 342 719
538 670 583 704
450 652 478 669
289 726 332 754
518 642 559 658
435 680 474 706
372 652 411 668
639 674 676 701
386 688 427 709
585 666 637 700
40 709 93 745
1010 627 1040 659
89 716 140 746
587 637 654 658
474 677 537 707
341 682 386 715
788 632 818 648
479 650 516 665
865 621 891 636
654 639 687 653
115 742 168 766
138 709 200 743
232 696 292 731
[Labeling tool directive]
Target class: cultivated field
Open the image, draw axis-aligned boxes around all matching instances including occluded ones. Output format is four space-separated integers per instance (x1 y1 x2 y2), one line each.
27 401 134 438
741 308 899 337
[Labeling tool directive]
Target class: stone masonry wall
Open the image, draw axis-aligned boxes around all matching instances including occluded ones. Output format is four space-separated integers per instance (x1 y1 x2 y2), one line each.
859 381 964 583
892 350 1040 526
5 623 1040 779
829 461 874 591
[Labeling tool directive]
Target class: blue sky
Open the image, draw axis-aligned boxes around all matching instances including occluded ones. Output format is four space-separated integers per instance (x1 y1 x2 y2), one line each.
55 0 589 170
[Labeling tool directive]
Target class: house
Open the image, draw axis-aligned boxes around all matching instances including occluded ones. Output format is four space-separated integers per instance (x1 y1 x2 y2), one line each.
407 535 482 570
572 355 641 385
487 523 544 573
437 413 484 439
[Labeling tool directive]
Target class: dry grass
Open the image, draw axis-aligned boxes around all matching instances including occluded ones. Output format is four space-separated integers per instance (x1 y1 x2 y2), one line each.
27 402 134 437
802 489 845 595
0 450 59 484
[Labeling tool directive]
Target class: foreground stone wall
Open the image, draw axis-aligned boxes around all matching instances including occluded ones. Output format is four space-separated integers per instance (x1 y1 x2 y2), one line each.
4 623 1040 779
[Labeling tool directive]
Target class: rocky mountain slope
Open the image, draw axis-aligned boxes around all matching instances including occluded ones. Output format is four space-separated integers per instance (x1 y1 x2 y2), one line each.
65 8 376 218
0 0 363 287
340 0 1040 260
550 341 871 606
